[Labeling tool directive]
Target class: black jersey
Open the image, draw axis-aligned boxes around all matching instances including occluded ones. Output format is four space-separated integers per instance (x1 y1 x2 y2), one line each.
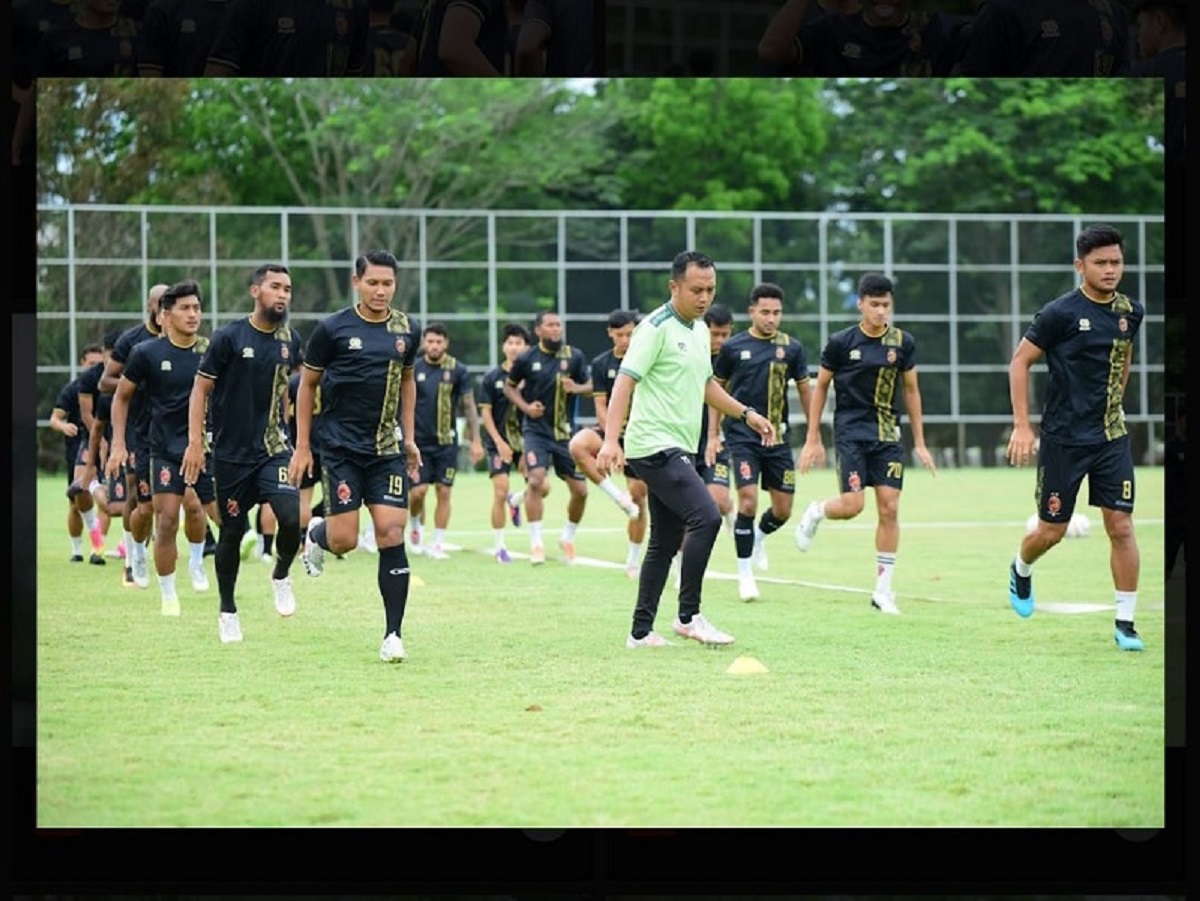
365 22 410 75
713 330 810 444
415 0 507 75
138 0 232 75
523 0 593 75
956 0 1129 76
34 14 140 76
507 342 589 443
589 347 629 436
286 370 322 452
477 362 522 453
206 0 369 75
112 322 162 445
413 353 472 448
695 351 721 459
52 376 86 432
12 0 78 83
794 9 968 77
819 324 917 444
122 335 211 460
303 306 421 457
197 317 301 465
1131 46 1185 175
1023 288 1144 446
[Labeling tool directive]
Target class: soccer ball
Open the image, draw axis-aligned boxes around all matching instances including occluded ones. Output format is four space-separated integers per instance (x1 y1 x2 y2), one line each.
1065 512 1090 538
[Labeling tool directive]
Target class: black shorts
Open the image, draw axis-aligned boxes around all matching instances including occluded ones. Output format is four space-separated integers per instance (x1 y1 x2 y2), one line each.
522 432 584 482
213 454 298 528
697 445 731 488
106 470 130 508
320 449 409 514
1035 434 1135 522
298 451 322 490
414 444 459 487
727 440 796 493
151 454 216 503
484 443 519 478
833 439 906 493
132 437 153 504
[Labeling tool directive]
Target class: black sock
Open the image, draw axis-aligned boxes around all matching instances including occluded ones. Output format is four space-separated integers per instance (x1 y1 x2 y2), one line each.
734 514 755 558
758 508 787 535
379 544 411 636
262 533 275 555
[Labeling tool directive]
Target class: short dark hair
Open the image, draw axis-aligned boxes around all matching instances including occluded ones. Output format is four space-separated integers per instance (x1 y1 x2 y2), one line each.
102 329 124 350
502 323 531 344
1076 224 1124 259
749 282 784 305
355 249 399 276
704 303 733 328
671 250 715 281
533 309 560 331
251 263 289 286
79 343 103 359
160 279 202 311
607 309 638 329
424 321 449 339
858 272 894 298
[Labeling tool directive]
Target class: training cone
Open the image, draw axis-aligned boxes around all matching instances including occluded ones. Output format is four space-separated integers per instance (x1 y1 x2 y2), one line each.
726 656 768 675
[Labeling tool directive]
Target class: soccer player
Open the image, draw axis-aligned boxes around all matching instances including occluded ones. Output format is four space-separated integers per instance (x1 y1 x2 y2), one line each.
107 281 215 616
137 0 233 76
203 0 369 76
503 310 592 565
407 321 485 559
1129 0 1185 180
48 343 107 564
712 283 814 602
414 0 509 75
365 0 415 76
567 309 645 577
183 264 304 643
956 0 1130 76
101 284 169 589
793 272 937 616
1005 224 1146 651
33 0 141 76
288 250 421 664
477 322 531 563
597 251 776 648
514 0 595 76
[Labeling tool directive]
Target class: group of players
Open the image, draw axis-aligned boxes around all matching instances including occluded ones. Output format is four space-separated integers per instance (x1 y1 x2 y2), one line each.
51 223 1148 660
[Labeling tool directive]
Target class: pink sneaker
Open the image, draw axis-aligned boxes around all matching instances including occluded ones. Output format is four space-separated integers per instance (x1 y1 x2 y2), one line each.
559 539 576 564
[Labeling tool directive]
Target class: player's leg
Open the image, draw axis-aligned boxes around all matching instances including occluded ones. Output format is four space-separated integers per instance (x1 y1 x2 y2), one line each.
795 438 868 552
1091 436 1142 650
212 460 257 642
729 444 764 597
752 447 798 571
407 451 433 553
623 475 648 578
303 452 364 576
487 456 514 562
521 438 553 564
180 486 211 593
259 501 277 561
128 450 156 586
556 443 588 564
363 457 413 662
149 462 186 614
570 427 640 518
1008 438 1079 618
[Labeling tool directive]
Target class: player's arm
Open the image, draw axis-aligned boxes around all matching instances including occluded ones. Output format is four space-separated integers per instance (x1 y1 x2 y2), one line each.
503 378 539 418
78 389 96 436
182 374 216 485
105 377 138 479
438 3 502 75
902 368 936 475
1006 337 1044 466
514 17 549 75
82 410 109 487
288 365 322 485
1120 341 1135 396
99 354 126 394
596 373 635 474
797 367 832 474
461 391 485 464
48 405 77 438
479 403 511 463
758 0 811 67
593 393 609 431
401 366 421 477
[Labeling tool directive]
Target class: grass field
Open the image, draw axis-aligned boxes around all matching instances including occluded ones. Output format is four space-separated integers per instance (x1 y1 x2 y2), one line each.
35 465 1167 827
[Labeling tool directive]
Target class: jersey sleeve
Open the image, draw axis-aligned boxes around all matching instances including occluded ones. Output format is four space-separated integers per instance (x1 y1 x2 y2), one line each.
619 320 661 382
304 318 336 371
121 344 150 386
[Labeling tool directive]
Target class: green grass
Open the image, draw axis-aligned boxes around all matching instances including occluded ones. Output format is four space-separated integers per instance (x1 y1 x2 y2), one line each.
36 466 1166 827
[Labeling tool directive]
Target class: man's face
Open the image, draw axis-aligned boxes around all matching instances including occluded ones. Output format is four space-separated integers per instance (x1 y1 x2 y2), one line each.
857 292 893 331
353 264 397 315
1075 244 1124 296
81 350 104 369
423 332 449 361
608 322 635 357
502 334 528 362
252 271 292 323
536 313 564 344
862 0 909 27
748 298 783 337
166 294 203 337
669 263 717 322
708 323 733 355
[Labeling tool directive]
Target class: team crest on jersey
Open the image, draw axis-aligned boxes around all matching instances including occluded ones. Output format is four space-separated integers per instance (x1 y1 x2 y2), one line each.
335 13 348 35
678 342 688 352
180 18 196 32
68 45 83 60
607 369 616 379
349 337 363 350
395 338 407 355
886 349 897 364
842 42 862 59
850 349 862 360
1047 493 1063 517
161 360 172 370
1079 318 1091 331
242 347 255 358
278 17 296 33
494 379 504 389
417 372 426 381
159 466 171 486
848 471 862 492
337 481 352 504
225 498 241 518
775 347 785 360
532 362 542 371
1040 19 1061 38
139 479 151 496
740 350 752 359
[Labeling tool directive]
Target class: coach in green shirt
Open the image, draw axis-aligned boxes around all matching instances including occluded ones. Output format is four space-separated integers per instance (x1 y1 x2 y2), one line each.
598 251 776 649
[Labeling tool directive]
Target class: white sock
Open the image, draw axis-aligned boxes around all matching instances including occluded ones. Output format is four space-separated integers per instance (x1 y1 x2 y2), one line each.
70 535 84 555
875 552 896 596
411 516 424 543
158 572 177 600
363 522 375 541
1014 554 1033 577
433 527 446 548
1116 590 1138 622
493 528 506 552
509 489 525 506
737 557 753 577
81 507 99 532
123 530 134 557
529 520 543 546
561 520 578 542
189 541 205 566
597 476 624 502
626 541 643 568
723 511 735 532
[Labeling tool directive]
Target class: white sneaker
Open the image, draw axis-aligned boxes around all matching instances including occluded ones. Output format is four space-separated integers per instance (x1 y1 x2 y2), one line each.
616 493 640 519
189 561 210 592
752 536 769 572
218 611 243 643
131 553 150 589
871 591 901 615
260 552 273 564
625 564 640 580
302 516 325 577
359 528 378 554
161 596 181 617
272 576 296 616
673 613 734 646
426 544 449 560
239 530 259 561
380 631 407 663
794 501 822 552
626 631 672 648
738 573 760 602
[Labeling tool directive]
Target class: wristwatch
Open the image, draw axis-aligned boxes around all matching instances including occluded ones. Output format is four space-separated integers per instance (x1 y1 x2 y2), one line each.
740 406 755 422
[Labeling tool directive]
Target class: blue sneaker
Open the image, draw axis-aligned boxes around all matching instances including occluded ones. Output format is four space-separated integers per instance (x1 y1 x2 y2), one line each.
1114 621 1144 651
1008 562 1034 618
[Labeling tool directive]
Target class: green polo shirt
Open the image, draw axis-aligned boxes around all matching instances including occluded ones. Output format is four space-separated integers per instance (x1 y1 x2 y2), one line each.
619 301 713 459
